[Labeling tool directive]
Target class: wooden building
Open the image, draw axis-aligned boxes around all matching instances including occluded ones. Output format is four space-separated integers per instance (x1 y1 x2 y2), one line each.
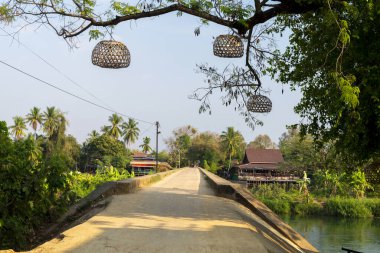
130 152 158 176
230 148 299 187
130 152 171 176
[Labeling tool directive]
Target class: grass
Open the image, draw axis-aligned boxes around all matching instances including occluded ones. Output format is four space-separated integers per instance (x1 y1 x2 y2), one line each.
252 184 380 218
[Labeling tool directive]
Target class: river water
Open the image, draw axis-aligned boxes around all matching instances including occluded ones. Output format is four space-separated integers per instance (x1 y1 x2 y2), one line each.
281 216 380 253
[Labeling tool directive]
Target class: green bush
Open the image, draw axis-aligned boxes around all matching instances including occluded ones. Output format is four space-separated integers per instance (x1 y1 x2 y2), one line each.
324 197 373 218
0 122 74 249
261 198 291 214
293 202 323 215
71 166 132 199
203 160 210 170
363 198 380 217
0 120 133 250
251 183 380 218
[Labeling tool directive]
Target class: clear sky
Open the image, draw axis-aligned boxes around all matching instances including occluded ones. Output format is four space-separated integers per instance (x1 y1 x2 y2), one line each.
0 12 302 150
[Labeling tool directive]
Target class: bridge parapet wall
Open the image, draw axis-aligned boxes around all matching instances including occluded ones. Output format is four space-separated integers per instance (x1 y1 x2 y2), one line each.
62 169 180 221
199 168 319 253
41 169 181 240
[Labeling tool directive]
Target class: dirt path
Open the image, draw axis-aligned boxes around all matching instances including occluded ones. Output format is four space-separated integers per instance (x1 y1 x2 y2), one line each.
30 168 302 253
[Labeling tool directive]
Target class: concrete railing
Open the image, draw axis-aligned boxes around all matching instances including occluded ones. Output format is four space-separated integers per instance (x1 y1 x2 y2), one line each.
62 169 180 221
199 168 319 253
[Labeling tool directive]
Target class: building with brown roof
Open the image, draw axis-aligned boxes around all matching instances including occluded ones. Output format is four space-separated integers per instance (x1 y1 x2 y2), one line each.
230 148 299 187
130 152 171 176
130 152 156 176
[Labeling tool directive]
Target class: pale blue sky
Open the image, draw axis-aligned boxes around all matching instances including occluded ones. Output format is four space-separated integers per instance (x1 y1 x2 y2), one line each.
0 13 301 149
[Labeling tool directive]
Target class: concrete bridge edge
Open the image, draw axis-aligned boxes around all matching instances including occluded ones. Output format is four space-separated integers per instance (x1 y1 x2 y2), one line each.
198 167 319 253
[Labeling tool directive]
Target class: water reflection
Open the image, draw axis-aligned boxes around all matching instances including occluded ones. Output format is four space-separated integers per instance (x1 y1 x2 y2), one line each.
281 216 380 253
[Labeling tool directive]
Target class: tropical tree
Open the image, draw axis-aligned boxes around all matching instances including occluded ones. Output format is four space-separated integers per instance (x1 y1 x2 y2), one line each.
25 134 43 166
57 111 68 136
42 106 61 138
25 107 42 137
88 130 100 140
106 114 123 140
122 118 140 146
279 128 317 172
297 171 311 202
269 1 380 163
220 127 245 169
79 134 130 171
100 125 111 135
317 169 347 197
187 132 223 166
9 116 27 140
328 171 346 197
350 170 373 198
0 121 73 248
139 137 152 154
41 106 69 154
165 125 197 167
248 134 276 149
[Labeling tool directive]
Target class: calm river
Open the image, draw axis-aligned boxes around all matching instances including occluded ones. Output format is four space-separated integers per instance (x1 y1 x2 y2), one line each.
281 216 380 253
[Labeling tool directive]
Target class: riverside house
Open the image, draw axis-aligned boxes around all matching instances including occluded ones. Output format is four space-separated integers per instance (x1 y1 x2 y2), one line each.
230 148 299 187
130 152 157 176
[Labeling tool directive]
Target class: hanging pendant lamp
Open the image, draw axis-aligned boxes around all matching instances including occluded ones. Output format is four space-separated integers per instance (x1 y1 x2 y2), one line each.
247 95 272 113
213 35 244 58
91 40 131 69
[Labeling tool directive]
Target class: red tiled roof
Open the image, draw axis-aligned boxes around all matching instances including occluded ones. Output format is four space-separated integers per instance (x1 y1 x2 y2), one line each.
244 148 284 163
133 152 149 158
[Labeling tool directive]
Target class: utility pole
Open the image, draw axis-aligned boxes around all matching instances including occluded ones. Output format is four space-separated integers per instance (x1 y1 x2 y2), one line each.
155 121 160 173
178 149 181 168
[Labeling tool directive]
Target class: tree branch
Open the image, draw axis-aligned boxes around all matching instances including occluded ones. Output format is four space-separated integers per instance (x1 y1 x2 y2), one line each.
63 4 237 38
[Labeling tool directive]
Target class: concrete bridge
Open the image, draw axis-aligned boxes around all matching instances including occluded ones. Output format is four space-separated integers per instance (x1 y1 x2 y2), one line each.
29 168 318 253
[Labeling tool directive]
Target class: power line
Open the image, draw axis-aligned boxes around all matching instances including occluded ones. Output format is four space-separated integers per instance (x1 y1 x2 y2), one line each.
0 26 116 112
140 123 155 136
0 59 154 125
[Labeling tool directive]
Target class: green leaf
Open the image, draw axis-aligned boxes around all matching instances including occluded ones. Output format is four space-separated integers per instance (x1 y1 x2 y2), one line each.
89 30 104 41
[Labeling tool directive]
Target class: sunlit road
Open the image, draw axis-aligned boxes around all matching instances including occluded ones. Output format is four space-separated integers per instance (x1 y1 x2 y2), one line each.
30 168 302 253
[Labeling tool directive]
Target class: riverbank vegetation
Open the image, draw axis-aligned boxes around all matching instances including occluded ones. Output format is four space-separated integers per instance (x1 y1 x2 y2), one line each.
253 183 380 218
251 127 380 219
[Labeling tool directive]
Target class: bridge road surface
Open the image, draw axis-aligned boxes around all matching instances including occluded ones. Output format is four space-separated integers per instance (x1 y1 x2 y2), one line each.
31 168 303 253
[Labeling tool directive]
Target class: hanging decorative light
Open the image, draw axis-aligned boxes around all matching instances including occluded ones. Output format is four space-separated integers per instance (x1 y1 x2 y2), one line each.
91 40 131 69
213 35 244 58
247 95 272 113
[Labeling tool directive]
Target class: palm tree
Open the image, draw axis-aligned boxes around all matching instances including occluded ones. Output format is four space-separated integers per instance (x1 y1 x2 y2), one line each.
100 125 111 135
42 106 68 139
10 116 27 139
42 106 60 137
139 137 152 154
106 113 123 139
88 130 100 140
25 107 43 137
122 118 140 146
57 111 68 135
220 127 243 169
26 134 43 166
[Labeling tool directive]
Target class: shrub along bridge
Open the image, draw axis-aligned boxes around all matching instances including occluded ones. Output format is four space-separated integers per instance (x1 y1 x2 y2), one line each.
27 168 318 253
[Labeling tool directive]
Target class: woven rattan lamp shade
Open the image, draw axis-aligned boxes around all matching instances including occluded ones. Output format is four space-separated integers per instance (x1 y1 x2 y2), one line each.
91 40 131 69
213 35 244 58
247 95 272 113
